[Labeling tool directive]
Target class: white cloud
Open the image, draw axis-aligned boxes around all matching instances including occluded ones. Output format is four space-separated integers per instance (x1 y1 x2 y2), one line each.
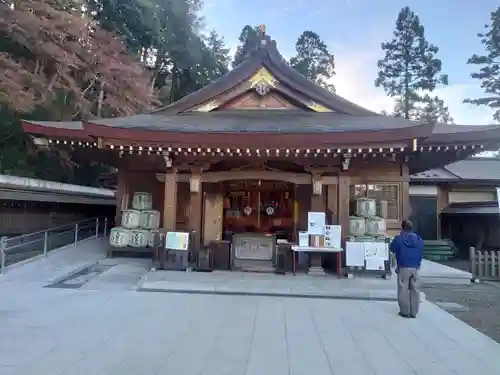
330 43 496 125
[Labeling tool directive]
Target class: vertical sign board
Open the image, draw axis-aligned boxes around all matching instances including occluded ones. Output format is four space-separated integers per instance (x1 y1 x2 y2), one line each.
497 187 500 214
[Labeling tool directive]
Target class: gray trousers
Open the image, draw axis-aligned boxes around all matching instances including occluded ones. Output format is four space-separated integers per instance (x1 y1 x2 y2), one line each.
397 267 420 316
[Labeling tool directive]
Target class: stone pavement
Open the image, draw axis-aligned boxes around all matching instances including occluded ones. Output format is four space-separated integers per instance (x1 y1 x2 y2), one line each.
139 270 409 301
1 238 108 286
1 240 499 375
419 259 472 285
1 286 500 375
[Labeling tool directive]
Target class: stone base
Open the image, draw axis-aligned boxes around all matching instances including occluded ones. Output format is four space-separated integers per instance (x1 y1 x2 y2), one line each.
307 266 326 276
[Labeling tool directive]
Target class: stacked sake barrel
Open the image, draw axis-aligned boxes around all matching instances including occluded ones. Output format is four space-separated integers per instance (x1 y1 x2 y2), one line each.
347 198 387 240
109 192 161 249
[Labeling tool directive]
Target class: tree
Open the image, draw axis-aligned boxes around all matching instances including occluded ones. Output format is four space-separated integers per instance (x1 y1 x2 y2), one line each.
0 0 156 181
415 95 454 124
205 29 230 75
289 31 335 92
232 25 261 68
464 7 500 121
0 0 155 117
388 94 453 124
375 6 448 119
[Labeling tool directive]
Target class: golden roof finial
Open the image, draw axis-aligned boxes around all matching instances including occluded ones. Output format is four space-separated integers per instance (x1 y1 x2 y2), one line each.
260 24 266 34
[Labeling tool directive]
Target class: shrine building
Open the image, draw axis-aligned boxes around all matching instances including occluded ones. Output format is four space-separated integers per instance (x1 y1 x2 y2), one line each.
21 29 500 257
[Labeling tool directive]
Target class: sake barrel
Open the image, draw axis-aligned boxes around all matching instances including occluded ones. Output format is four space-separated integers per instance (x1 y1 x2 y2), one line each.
109 227 131 248
129 229 149 248
365 217 387 236
132 192 153 210
140 210 160 230
348 216 366 236
356 198 376 218
121 209 141 229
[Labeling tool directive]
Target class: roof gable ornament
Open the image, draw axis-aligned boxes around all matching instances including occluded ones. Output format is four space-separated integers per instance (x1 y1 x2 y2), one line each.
249 67 277 96
193 100 219 112
308 101 331 113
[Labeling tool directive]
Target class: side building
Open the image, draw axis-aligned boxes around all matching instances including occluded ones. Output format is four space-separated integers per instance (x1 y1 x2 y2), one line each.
0 174 115 236
410 157 500 256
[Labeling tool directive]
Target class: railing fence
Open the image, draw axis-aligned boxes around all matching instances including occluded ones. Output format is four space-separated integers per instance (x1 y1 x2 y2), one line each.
0 217 109 274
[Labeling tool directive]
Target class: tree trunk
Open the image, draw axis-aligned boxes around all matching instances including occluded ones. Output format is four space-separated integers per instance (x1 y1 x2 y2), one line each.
96 82 104 117
404 61 410 120
169 63 178 104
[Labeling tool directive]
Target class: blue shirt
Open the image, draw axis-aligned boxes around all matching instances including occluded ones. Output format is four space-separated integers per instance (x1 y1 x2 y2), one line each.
390 230 424 269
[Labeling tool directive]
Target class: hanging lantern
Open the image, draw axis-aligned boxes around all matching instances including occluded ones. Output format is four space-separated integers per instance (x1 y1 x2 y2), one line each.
190 175 201 193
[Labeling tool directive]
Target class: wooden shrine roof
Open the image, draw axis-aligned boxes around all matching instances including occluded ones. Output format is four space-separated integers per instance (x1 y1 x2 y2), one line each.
20 30 500 151
153 34 375 116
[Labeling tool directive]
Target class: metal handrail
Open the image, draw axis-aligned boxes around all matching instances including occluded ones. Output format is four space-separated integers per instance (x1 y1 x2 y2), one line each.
0 216 109 274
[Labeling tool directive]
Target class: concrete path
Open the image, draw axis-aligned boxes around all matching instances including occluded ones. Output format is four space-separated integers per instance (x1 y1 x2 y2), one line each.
139 270 407 301
1 238 108 286
419 259 472 285
1 241 499 374
1 286 500 375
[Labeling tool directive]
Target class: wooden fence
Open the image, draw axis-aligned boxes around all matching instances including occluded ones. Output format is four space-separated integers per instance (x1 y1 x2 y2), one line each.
469 247 500 280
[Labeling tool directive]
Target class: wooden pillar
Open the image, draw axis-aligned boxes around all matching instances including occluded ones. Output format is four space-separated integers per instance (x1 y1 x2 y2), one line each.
337 174 350 245
326 184 338 224
163 169 177 231
401 164 410 221
436 184 450 239
115 164 129 226
188 170 203 251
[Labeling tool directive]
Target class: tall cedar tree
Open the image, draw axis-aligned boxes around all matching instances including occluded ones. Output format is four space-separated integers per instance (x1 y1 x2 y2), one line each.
232 25 261 68
415 95 453 124
290 31 335 92
392 95 453 124
465 7 500 121
89 0 228 104
375 6 448 119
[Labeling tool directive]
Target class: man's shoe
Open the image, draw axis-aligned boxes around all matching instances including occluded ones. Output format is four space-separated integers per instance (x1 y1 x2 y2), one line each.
398 312 410 318
410 315 417 318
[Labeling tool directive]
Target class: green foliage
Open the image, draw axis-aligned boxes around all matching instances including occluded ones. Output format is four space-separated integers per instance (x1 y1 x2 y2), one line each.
232 25 261 68
232 27 336 92
388 94 453 124
375 6 448 119
415 95 454 124
464 7 500 121
290 31 335 92
0 0 230 184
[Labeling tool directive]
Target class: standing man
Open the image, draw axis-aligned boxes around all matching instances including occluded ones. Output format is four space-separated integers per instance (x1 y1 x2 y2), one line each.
390 219 424 318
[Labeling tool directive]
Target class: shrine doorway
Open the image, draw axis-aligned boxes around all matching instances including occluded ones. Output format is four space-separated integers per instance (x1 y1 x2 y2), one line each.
222 180 295 240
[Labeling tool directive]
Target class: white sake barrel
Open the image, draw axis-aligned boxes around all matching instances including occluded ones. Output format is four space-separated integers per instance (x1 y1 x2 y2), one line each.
129 229 149 248
140 210 160 230
348 216 366 236
132 192 153 210
356 198 376 218
365 217 387 236
121 209 141 229
109 227 131 248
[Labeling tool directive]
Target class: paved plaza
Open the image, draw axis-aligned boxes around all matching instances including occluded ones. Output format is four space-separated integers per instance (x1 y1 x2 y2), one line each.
0 239 500 375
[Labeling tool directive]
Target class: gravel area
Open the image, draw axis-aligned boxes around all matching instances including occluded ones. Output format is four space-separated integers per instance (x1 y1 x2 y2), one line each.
422 281 500 344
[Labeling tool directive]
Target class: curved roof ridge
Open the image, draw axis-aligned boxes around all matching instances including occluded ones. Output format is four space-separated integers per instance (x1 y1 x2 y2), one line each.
264 41 377 116
151 33 391 116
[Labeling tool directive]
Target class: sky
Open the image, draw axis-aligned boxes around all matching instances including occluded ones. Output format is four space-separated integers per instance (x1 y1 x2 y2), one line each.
201 0 499 125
